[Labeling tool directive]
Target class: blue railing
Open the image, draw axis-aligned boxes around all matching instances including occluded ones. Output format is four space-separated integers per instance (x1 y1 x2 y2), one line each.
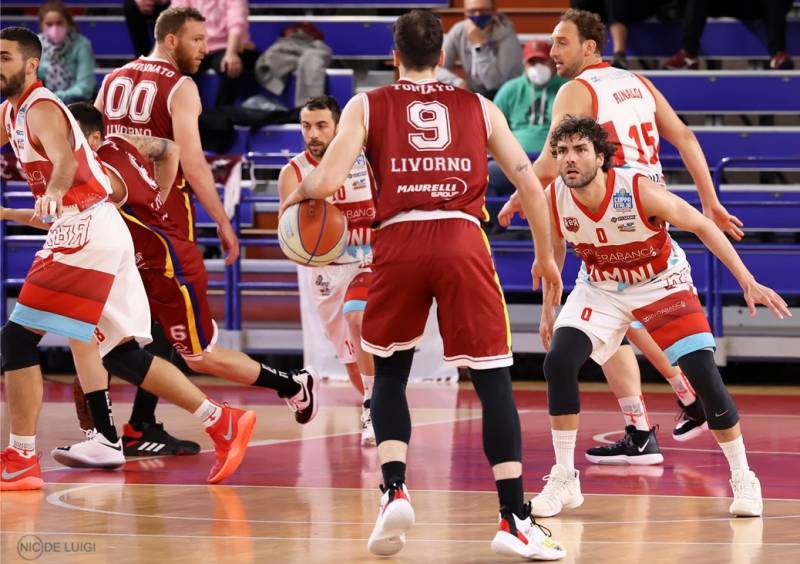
2 157 800 338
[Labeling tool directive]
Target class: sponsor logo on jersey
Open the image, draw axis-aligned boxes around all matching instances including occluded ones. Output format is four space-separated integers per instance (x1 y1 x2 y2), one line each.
315 275 332 297
355 155 366 167
613 188 633 211
564 217 580 232
397 176 467 199
617 221 636 232
610 214 636 223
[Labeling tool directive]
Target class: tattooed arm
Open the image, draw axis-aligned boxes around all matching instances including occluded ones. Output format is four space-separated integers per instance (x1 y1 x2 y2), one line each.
118 134 180 202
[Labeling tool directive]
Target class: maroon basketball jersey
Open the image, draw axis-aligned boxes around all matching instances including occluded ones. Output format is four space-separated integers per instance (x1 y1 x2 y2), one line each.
364 79 491 223
99 57 187 141
97 135 203 276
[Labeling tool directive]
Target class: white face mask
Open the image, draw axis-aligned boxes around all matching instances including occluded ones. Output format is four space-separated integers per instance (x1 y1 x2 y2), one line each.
526 63 552 86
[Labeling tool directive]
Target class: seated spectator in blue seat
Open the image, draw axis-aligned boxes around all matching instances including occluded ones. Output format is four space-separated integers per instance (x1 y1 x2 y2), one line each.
37 1 96 104
664 0 795 70
488 40 566 197
437 0 523 99
172 0 260 107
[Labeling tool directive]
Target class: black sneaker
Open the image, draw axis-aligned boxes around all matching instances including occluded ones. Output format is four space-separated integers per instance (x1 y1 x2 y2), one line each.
122 421 201 456
586 425 664 465
672 399 708 442
283 367 320 424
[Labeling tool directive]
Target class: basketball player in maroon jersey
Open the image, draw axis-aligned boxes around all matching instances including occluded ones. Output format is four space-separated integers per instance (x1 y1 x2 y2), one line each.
65 102 320 458
499 9 745 463
281 10 566 561
86 7 273 451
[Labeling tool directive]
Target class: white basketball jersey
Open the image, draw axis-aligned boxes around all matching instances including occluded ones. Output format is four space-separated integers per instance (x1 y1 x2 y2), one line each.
289 150 377 265
575 62 664 183
3 82 112 211
551 168 685 291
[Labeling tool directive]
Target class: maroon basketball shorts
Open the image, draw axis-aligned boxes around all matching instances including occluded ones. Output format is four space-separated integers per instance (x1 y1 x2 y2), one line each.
139 266 217 360
362 218 512 369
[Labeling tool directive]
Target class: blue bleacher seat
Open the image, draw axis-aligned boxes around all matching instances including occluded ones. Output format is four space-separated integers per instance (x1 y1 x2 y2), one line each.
661 127 800 165
95 68 354 114
642 71 800 114
604 19 800 58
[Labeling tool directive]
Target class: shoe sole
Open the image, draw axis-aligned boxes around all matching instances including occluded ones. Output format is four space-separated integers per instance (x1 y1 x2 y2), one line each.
295 367 320 425
585 453 664 466
729 503 763 517
0 476 44 491
208 410 256 484
51 449 125 470
672 422 709 442
368 500 415 556
531 492 584 518
491 532 566 561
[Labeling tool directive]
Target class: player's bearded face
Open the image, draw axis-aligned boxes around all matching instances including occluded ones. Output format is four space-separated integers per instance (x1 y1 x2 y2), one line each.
173 23 207 74
0 48 27 98
300 108 337 159
550 22 584 79
556 136 601 188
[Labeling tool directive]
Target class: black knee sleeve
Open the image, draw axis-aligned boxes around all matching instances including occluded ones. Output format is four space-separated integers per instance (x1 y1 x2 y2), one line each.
471 367 521 465
1 321 43 372
544 327 593 416
371 349 414 445
678 349 739 430
102 340 154 386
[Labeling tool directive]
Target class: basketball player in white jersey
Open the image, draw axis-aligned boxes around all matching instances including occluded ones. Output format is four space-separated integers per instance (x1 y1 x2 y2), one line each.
499 9 745 463
530 115 788 518
278 95 377 446
0 28 256 488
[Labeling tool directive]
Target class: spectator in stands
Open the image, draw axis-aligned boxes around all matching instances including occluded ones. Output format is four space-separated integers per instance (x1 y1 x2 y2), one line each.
489 40 566 196
571 1 681 69
664 0 795 70
437 0 523 98
171 0 260 106
37 1 96 103
124 0 171 58
254 22 332 110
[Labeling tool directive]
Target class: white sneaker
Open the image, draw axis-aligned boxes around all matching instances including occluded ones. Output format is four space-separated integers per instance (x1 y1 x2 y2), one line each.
361 406 376 447
367 482 415 556
491 502 566 560
729 469 763 517
530 464 584 518
284 367 319 424
52 429 125 469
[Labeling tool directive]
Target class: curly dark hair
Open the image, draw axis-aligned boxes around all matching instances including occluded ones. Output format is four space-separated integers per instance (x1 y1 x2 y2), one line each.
549 115 617 172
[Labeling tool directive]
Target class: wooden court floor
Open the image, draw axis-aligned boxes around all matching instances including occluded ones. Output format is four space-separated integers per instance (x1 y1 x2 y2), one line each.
1 377 799 563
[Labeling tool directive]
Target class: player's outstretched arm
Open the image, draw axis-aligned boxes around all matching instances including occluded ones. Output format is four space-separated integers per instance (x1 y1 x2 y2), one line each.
642 74 744 240
119 134 180 201
170 80 239 264
485 98 562 302
498 81 592 227
27 101 78 222
0 207 49 230
280 96 366 215
637 176 790 319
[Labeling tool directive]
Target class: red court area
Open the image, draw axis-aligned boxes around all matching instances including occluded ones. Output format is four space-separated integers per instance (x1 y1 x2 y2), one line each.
26 380 800 501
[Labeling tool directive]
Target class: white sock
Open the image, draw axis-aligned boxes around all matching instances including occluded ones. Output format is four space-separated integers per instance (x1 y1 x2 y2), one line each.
552 429 577 472
618 395 650 432
720 436 749 472
667 371 697 406
193 399 223 428
10 434 36 458
361 374 375 402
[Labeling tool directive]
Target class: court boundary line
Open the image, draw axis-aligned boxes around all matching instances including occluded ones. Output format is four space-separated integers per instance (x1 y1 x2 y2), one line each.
42 483 800 527
2 529 799 547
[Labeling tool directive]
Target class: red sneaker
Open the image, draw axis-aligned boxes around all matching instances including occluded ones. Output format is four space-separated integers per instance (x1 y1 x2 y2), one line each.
663 49 699 70
1 447 44 491
205 403 256 484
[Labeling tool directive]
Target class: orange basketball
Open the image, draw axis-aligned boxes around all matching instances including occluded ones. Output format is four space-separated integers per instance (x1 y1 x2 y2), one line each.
278 199 348 266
